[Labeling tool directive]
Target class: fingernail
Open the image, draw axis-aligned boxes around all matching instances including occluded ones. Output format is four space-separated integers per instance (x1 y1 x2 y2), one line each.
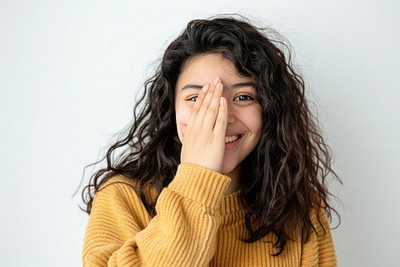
201 84 209 92
213 77 219 86
215 82 222 93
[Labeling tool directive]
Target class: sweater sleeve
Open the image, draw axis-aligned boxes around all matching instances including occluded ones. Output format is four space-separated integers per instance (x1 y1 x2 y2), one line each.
82 163 230 267
300 207 337 267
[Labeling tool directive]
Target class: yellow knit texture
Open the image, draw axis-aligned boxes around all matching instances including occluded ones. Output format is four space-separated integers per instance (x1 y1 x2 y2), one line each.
83 163 337 266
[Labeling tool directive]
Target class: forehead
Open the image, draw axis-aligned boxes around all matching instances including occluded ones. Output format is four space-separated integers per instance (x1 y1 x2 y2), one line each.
177 53 250 88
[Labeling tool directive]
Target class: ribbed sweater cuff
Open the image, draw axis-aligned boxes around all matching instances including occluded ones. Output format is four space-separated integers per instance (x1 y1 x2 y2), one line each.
168 163 231 209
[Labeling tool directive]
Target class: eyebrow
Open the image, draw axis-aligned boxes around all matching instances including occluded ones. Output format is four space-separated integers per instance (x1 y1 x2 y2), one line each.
181 84 203 91
181 82 254 91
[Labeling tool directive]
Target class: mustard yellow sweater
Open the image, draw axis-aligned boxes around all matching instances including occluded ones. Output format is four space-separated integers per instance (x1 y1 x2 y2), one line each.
83 163 337 266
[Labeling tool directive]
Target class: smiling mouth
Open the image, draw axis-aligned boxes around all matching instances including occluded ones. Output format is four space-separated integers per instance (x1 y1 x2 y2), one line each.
225 135 241 144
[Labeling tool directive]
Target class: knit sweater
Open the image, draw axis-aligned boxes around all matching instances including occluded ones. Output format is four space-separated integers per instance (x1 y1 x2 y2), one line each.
83 163 337 266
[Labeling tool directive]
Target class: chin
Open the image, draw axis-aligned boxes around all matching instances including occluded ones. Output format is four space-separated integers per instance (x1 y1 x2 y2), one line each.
221 161 241 177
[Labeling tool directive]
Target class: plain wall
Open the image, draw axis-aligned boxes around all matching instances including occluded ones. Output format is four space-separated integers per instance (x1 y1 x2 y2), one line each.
1 0 399 266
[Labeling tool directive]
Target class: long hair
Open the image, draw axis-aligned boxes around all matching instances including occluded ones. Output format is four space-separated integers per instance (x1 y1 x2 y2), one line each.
82 15 340 255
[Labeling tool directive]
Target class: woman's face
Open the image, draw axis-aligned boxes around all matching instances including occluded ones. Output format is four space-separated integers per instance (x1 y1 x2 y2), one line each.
175 53 262 175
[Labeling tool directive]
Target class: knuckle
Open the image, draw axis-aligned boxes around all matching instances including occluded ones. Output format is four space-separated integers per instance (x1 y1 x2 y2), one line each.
207 108 217 114
191 106 200 112
199 105 208 111
216 117 226 124
212 92 220 99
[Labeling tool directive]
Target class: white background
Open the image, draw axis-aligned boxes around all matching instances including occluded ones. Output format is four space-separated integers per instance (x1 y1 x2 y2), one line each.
1 0 399 266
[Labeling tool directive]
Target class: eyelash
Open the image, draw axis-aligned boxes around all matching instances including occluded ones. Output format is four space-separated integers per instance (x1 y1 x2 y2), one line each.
187 96 198 102
234 95 254 101
186 94 255 102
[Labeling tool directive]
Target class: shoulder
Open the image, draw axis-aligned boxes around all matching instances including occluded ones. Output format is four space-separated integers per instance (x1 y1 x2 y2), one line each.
309 201 332 235
99 175 139 193
300 204 337 266
93 175 142 211
90 175 152 227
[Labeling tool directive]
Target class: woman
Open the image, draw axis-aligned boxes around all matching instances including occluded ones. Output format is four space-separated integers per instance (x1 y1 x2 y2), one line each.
82 15 340 266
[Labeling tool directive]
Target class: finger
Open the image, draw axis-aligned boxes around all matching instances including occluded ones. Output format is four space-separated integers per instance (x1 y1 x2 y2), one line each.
203 81 223 129
214 96 228 139
186 84 209 129
193 80 217 128
178 122 186 140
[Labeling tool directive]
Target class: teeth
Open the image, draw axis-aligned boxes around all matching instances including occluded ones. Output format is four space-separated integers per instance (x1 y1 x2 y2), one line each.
225 135 240 143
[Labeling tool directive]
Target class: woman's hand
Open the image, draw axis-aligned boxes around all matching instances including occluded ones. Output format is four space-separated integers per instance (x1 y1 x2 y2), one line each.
179 78 227 172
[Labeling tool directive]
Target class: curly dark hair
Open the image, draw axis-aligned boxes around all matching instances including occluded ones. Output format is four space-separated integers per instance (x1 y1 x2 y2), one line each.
82 15 340 255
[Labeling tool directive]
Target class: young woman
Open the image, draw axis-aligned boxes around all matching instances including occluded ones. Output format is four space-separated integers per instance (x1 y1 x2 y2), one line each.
82 15 340 266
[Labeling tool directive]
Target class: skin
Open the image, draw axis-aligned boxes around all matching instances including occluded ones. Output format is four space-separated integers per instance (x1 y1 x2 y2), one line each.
175 53 262 194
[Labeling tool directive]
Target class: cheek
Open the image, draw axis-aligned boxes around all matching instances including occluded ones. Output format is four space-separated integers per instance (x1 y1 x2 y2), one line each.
175 105 191 142
246 106 263 136
253 115 263 136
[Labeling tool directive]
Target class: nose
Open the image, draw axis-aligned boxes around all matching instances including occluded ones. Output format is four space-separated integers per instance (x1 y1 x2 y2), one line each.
226 102 236 124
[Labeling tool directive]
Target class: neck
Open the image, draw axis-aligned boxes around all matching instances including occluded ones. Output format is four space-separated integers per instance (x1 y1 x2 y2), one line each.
224 165 241 195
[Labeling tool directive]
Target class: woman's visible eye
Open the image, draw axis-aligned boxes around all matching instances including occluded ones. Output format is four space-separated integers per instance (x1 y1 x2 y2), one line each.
186 95 198 102
234 95 254 101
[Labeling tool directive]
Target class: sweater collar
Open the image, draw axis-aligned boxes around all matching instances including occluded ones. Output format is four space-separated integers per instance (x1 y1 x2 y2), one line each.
220 191 244 228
